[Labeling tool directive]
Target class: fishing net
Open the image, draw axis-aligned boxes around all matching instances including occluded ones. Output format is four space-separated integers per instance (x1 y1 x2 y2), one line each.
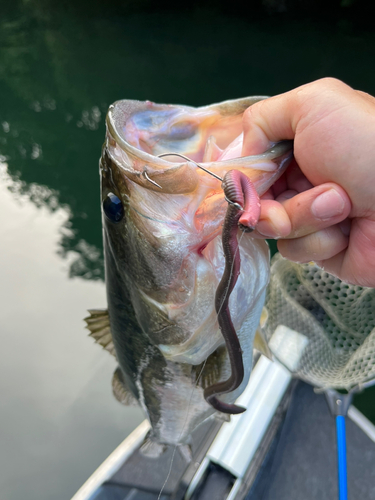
262 254 375 392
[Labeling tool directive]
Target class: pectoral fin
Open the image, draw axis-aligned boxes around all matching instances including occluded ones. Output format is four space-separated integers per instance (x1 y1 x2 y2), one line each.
84 308 116 357
112 367 138 406
196 346 226 390
253 329 272 360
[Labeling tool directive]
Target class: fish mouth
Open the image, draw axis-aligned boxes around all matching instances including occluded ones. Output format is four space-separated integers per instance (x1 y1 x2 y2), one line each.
105 98 293 196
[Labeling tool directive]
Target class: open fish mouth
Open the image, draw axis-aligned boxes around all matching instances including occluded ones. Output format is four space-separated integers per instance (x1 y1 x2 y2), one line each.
105 97 292 195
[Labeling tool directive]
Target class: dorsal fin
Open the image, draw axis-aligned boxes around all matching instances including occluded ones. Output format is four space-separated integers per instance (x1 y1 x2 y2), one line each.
84 308 116 357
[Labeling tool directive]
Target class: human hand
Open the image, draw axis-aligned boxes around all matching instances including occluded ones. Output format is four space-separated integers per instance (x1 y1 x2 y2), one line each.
242 77 375 287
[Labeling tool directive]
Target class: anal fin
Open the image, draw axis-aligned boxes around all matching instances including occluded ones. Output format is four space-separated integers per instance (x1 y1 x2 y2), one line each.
140 434 167 458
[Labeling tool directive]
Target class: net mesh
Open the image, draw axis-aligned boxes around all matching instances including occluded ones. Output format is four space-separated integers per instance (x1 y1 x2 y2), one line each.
262 254 375 391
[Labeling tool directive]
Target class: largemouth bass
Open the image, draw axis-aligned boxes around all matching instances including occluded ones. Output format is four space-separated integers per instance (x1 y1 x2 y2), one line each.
85 97 292 447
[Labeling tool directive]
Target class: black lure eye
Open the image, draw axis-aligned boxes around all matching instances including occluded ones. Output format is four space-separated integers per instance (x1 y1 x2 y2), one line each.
103 192 124 223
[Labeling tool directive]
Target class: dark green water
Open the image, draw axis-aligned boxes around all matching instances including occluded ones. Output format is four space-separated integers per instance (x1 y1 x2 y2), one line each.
1 2 375 499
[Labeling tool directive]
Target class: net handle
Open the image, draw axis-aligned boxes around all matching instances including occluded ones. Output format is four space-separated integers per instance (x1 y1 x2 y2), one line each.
336 415 348 500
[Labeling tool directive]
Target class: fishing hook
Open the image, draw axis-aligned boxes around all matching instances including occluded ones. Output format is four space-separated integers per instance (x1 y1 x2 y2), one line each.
224 196 243 211
142 168 163 189
157 152 223 182
156 152 243 211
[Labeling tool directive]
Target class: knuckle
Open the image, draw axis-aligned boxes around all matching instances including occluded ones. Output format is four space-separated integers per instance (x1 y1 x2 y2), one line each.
296 77 348 103
315 77 345 88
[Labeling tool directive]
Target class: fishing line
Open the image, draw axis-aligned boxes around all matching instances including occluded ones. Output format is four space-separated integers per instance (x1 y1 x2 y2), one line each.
217 230 246 316
157 230 246 500
157 359 207 500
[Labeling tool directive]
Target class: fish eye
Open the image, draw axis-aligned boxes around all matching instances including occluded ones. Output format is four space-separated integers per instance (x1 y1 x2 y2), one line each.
103 192 124 223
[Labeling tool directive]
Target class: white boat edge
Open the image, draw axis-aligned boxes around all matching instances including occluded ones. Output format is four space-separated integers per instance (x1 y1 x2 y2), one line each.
71 419 151 500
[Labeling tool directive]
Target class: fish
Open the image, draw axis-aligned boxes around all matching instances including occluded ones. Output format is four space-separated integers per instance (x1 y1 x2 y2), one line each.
85 96 293 449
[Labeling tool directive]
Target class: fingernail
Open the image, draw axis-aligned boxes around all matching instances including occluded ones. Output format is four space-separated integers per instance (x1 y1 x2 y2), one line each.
311 189 345 220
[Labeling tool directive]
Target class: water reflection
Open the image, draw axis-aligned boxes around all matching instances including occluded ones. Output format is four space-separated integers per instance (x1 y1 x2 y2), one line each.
0 161 144 500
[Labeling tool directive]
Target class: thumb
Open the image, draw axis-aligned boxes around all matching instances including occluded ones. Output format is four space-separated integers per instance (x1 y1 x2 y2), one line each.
241 91 298 156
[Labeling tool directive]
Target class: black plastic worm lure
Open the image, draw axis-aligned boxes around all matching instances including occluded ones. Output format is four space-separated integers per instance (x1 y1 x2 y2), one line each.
204 170 261 414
